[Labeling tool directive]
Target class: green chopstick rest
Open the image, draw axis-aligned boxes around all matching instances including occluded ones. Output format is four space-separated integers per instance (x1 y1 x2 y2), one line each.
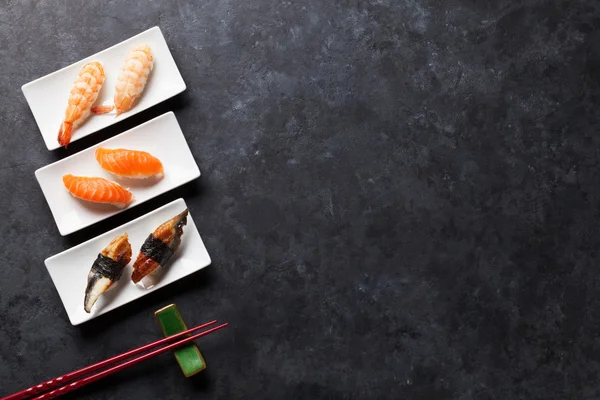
154 304 207 377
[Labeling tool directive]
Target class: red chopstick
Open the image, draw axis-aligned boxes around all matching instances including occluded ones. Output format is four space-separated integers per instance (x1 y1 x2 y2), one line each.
1 320 227 400
33 323 228 400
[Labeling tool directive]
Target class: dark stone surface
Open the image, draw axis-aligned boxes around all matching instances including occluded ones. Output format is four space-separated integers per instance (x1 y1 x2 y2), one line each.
1 0 600 398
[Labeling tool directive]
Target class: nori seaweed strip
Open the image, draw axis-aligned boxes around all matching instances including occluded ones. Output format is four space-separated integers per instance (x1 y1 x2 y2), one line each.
140 234 174 265
91 253 126 281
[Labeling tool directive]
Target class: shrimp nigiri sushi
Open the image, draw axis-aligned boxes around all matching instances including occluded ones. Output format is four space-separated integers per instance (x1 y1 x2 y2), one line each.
84 233 132 313
62 174 133 208
92 44 153 117
95 148 164 179
58 61 105 147
131 209 188 288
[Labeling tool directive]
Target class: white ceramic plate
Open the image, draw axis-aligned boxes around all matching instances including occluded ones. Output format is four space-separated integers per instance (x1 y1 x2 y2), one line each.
45 199 211 326
35 112 200 236
22 26 186 151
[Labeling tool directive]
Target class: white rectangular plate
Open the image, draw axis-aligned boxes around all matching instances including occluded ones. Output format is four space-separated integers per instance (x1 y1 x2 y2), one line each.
45 199 211 326
22 26 186 151
35 112 200 236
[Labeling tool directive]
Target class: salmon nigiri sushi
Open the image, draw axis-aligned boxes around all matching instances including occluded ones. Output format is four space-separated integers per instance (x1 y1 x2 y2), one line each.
62 174 133 208
95 148 164 179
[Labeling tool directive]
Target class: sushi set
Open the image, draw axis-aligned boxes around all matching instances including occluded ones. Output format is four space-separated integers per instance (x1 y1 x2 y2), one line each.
22 27 210 325
0 24 228 400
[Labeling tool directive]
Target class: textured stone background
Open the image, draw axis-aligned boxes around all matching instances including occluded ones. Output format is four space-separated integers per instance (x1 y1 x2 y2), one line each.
1 0 600 399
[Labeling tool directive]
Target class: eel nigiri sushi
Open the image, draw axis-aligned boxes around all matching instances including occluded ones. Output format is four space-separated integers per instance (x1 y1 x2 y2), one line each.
131 209 188 288
84 233 132 313
58 61 105 147
92 44 153 117
63 174 133 208
95 148 164 178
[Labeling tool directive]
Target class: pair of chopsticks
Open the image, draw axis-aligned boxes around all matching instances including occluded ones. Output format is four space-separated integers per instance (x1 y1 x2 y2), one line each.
2 320 227 400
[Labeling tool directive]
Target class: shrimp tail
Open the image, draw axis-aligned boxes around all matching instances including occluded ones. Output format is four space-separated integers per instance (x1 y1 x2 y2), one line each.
58 122 73 148
91 105 115 115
